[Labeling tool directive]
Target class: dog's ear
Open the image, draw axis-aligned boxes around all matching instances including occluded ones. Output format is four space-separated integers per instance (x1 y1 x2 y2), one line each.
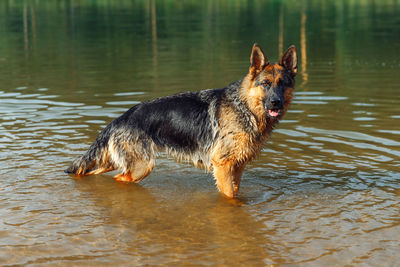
280 45 297 76
249 43 268 77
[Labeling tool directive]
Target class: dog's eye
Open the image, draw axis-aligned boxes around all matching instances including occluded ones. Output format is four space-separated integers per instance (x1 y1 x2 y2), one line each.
262 80 272 88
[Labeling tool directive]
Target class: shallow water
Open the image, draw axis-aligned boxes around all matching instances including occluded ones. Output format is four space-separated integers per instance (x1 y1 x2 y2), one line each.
1 0 400 265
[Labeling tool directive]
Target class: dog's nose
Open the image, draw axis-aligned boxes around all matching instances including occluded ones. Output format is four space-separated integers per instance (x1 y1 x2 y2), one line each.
271 98 281 107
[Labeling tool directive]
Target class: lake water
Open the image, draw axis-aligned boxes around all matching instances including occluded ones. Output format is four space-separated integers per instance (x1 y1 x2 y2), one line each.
1 0 399 265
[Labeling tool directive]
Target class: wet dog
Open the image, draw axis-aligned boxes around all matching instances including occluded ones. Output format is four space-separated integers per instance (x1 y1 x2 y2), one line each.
66 44 297 198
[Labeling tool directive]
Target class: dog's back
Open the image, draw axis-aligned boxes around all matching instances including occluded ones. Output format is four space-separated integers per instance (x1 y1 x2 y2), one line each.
66 87 225 176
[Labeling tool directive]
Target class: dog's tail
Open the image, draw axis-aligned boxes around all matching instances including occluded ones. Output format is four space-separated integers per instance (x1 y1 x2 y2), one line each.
65 126 115 176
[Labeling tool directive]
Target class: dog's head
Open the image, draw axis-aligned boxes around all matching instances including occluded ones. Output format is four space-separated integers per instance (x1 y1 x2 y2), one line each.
243 44 297 120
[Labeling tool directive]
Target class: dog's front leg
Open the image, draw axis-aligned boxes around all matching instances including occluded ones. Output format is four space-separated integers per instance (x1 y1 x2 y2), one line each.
213 162 236 198
232 163 246 196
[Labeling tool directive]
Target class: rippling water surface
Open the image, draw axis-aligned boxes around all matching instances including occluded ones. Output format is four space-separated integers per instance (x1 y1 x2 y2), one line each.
1 1 399 265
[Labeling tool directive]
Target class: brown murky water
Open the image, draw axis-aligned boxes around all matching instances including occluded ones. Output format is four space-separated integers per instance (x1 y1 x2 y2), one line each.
1 0 399 265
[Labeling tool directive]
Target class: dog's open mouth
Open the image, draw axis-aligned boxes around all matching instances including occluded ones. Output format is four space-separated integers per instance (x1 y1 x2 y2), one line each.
268 109 280 117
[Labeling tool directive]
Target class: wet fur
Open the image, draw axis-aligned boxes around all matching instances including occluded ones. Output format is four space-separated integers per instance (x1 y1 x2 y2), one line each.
66 44 297 198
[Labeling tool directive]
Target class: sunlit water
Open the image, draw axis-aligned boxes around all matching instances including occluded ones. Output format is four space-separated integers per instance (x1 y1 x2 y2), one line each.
1 1 399 266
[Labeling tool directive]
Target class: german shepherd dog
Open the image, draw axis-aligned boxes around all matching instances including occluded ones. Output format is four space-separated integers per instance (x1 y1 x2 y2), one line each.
66 44 297 198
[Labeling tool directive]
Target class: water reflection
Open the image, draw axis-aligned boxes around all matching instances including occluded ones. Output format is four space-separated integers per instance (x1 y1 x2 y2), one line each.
73 176 270 265
300 10 308 85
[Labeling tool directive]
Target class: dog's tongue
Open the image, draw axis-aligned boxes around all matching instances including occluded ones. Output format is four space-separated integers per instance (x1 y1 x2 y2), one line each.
268 110 279 117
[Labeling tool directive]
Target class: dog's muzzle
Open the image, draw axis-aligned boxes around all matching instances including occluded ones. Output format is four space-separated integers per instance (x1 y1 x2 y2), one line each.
263 97 283 118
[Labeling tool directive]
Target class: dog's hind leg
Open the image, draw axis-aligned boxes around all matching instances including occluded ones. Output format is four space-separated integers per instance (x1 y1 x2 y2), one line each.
108 131 156 183
114 159 155 183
